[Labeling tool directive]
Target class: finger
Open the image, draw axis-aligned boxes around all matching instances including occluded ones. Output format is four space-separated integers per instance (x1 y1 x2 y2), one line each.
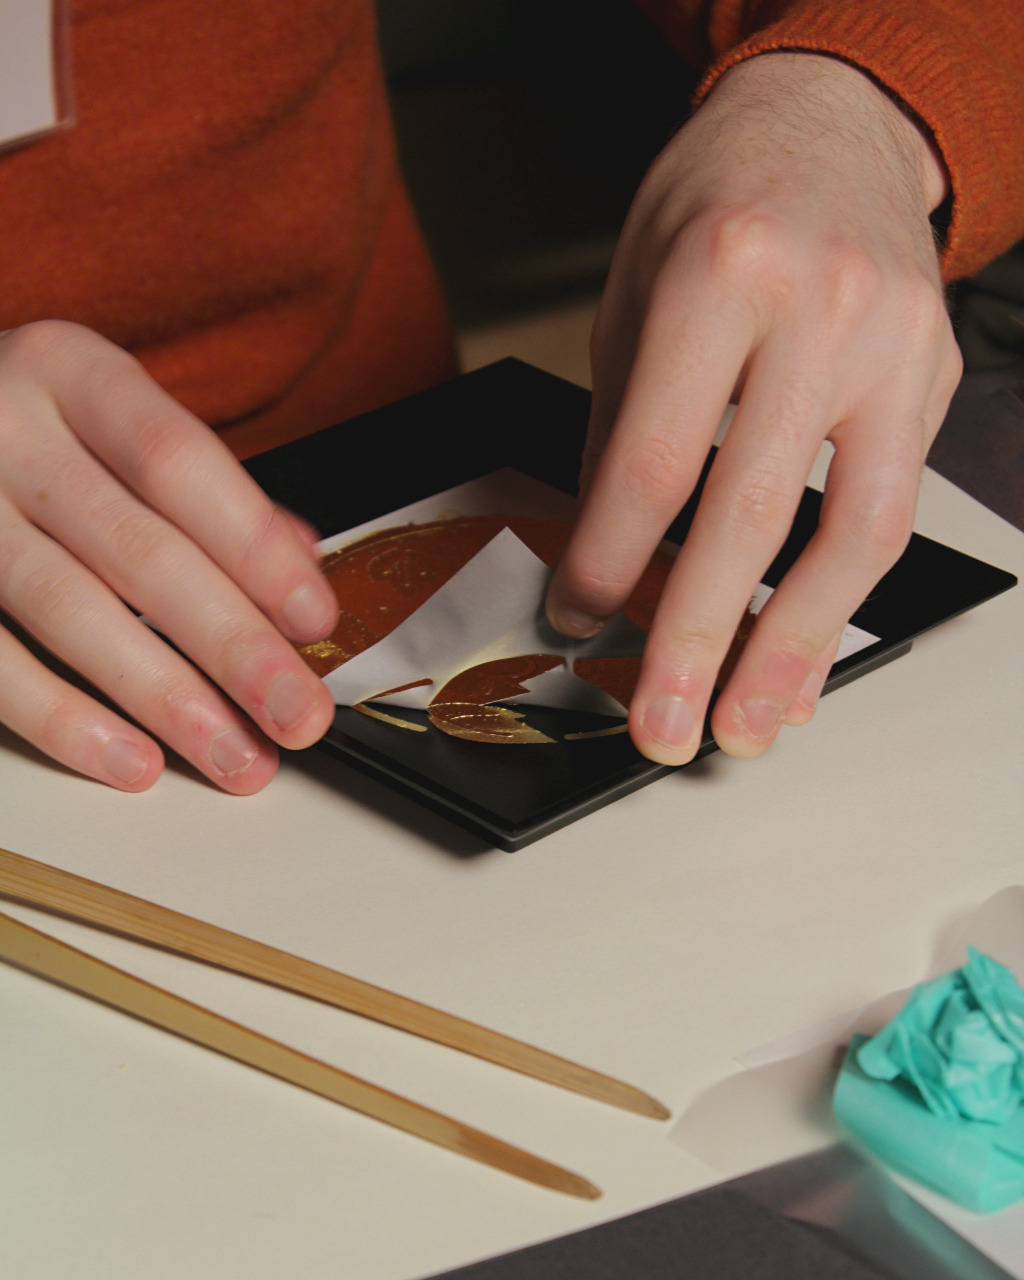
580 254 648 496
279 507 326 556
707 285 960 754
782 631 842 727
0 512 281 793
2 395 335 754
0 621 164 791
710 388 938 756
547 268 757 640
624 345 830 764
7 322 338 643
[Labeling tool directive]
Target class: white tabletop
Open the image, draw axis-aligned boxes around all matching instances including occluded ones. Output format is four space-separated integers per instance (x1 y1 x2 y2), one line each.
2 461 1021 1280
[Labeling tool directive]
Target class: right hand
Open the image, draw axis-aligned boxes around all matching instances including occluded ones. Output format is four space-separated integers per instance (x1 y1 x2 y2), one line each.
0 321 339 793
546 53 959 768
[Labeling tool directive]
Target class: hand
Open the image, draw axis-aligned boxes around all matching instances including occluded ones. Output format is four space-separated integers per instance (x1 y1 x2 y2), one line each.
546 53 961 764
0 322 339 792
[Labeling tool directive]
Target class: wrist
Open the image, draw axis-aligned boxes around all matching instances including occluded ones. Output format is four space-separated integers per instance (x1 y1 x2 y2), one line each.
710 52 949 214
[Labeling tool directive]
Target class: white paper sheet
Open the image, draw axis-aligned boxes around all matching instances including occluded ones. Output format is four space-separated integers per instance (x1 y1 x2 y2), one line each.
317 469 881 716
323 528 645 716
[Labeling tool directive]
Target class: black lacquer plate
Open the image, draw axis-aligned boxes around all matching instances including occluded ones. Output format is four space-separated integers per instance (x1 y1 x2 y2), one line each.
245 360 1017 849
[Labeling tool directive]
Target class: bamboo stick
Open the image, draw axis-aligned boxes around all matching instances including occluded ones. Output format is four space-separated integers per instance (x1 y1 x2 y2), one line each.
0 910 601 1199
0 846 668 1119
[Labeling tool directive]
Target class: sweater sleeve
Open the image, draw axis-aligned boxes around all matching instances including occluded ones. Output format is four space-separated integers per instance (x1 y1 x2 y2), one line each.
635 0 1024 281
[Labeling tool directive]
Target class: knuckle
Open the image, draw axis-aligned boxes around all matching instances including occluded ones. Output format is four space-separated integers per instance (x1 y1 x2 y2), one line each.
565 558 638 615
36 691 87 760
0 319 83 368
123 409 201 493
946 339 964 384
146 667 220 743
722 466 794 540
704 208 777 271
31 571 82 633
776 370 819 424
4 551 83 635
819 246 885 322
772 633 820 675
150 684 206 748
845 488 916 564
694 207 796 303
236 503 288 577
616 431 688 508
937 337 964 399
152 676 193 723
890 283 947 350
657 615 722 672
207 615 278 688
103 504 173 573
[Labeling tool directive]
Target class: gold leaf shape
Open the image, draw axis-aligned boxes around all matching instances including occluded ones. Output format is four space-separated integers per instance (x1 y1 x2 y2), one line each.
298 609 382 677
428 702 555 745
297 638 351 678
352 678 434 732
564 724 630 740
353 704 428 732
426 655 562 744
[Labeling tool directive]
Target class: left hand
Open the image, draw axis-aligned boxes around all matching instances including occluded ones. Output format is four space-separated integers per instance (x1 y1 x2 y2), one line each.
546 52 961 764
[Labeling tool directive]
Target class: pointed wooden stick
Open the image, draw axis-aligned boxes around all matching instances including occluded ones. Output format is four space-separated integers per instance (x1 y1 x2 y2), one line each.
0 846 668 1119
0 910 601 1199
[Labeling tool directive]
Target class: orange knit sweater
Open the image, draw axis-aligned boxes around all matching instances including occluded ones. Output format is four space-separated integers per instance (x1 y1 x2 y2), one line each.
1 0 1021 459
0 0 458 458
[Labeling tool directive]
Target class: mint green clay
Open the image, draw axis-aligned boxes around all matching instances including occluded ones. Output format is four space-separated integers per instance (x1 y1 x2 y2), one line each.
833 950 1024 1213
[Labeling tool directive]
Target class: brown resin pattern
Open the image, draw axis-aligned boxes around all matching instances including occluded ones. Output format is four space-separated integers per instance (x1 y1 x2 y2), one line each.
428 654 563 744
300 514 755 743
571 656 642 712
302 515 674 676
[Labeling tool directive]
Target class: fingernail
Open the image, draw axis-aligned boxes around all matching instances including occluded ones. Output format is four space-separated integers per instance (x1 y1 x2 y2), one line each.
210 727 260 776
550 607 606 639
281 582 333 637
737 697 783 741
102 739 149 786
642 695 696 750
265 671 317 731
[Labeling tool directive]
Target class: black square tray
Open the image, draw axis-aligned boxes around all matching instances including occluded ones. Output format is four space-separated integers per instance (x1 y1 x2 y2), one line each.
245 360 1017 849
